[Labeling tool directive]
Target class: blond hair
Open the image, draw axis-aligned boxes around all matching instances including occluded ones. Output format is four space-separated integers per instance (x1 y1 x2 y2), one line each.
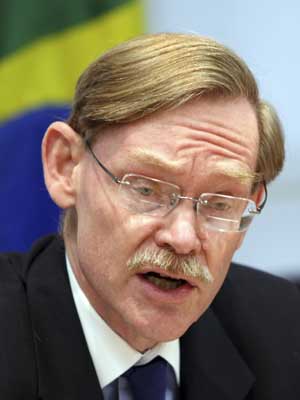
64 33 284 235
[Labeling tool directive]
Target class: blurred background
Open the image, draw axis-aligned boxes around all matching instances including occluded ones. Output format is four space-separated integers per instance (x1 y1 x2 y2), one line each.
1 0 299 280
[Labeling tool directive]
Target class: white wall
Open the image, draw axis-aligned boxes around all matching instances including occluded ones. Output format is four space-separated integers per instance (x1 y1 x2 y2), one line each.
144 0 300 278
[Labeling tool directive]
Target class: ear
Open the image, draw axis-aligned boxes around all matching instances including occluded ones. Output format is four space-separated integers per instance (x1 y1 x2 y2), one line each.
251 182 266 207
42 122 84 209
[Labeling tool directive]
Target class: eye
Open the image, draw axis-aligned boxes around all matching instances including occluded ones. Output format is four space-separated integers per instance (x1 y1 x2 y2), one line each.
203 198 231 211
134 186 154 197
211 201 231 211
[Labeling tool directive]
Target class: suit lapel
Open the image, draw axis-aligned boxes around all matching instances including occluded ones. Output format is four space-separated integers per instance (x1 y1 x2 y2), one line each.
25 236 103 400
25 235 255 400
180 308 255 400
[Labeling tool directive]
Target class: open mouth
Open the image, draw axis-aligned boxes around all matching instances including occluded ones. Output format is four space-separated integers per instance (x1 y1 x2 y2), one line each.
141 271 188 290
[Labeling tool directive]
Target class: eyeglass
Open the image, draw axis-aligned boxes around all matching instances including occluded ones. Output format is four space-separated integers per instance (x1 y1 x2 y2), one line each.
86 141 267 233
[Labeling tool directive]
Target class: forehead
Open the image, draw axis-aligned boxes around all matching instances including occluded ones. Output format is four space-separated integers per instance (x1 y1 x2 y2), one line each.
95 96 259 182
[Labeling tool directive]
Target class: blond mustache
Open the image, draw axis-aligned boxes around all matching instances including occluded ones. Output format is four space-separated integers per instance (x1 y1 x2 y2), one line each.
127 248 214 284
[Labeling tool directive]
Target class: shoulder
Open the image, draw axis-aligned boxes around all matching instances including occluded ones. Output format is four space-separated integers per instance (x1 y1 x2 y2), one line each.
0 235 63 398
0 234 63 281
0 250 24 282
213 262 300 326
212 263 300 385
0 250 32 396
221 262 300 307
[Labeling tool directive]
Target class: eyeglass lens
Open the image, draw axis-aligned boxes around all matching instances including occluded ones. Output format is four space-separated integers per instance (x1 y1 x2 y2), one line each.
117 174 256 232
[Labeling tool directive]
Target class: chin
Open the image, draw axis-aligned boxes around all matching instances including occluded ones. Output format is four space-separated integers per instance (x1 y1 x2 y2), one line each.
115 294 208 349
128 313 198 349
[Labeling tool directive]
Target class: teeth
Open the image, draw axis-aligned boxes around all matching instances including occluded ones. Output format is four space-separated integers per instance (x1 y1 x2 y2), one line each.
145 274 184 290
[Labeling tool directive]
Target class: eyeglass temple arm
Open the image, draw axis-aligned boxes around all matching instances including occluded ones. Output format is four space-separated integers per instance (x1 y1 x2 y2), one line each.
256 180 268 213
86 139 268 212
86 140 121 184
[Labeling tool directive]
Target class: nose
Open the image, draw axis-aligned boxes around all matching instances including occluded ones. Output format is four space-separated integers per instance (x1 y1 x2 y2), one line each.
153 202 205 255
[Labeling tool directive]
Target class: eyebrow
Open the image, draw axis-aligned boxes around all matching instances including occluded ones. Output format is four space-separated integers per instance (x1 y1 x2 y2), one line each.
127 148 260 184
127 148 184 174
211 160 261 184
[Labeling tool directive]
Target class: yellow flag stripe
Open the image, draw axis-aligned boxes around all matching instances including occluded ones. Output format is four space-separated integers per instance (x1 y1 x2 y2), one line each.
0 1 143 121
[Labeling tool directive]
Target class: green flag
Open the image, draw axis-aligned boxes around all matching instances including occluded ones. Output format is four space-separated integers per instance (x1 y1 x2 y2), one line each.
0 0 143 121
0 0 143 251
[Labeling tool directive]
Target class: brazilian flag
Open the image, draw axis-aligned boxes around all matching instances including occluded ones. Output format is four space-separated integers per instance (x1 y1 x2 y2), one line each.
0 0 143 251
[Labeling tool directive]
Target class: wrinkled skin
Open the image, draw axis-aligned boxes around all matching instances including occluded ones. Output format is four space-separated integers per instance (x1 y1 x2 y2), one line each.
43 96 260 352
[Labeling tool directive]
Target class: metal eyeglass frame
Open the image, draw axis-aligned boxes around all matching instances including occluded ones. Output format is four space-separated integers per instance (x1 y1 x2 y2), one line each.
86 140 268 215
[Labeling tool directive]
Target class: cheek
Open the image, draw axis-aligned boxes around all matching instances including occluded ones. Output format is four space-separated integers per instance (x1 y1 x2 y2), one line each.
195 232 241 312
74 211 164 306
205 231 242 279
76 189 161 270
76 167 158 241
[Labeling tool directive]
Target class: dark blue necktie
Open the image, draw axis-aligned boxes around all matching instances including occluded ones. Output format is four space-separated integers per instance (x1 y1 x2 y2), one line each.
124 356 170 400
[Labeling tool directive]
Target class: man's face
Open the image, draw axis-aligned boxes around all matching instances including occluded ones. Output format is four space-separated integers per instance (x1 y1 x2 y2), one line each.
67 96 259 351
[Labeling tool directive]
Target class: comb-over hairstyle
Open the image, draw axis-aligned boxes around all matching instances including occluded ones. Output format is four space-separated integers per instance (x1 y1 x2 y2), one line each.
70 33 259 124
68 33 284 182
64 33 284 236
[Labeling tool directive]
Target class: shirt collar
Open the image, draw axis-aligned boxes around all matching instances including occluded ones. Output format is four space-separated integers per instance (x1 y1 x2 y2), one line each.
66 255 180 388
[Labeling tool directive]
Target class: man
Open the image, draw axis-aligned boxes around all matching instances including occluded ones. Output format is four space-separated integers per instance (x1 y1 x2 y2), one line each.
1 33 300 399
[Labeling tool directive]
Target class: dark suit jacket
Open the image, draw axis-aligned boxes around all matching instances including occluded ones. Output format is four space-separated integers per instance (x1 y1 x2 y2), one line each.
1 235 300 399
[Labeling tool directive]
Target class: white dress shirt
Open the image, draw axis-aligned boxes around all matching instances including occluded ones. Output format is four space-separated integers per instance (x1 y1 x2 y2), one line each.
66 255 180 393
